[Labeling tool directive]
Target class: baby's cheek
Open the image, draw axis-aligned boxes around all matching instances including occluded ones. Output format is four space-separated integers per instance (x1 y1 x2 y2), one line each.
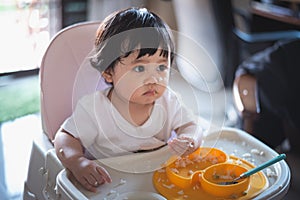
116 77 142 97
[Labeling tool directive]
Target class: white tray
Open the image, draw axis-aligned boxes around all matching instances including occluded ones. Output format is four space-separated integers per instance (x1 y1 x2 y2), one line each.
56 127 290 200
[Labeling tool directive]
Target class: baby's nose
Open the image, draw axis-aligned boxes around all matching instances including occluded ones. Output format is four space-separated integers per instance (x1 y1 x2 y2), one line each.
144 75 160 84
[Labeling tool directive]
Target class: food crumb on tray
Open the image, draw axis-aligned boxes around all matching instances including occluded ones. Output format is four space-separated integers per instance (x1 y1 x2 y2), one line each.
162 183 175 189
266 168 278 177
113 178 126 188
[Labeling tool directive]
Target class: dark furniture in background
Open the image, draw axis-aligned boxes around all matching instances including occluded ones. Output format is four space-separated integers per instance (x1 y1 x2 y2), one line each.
61 0 88 28
210 0 300 88
233 39 300 152
232 0 300 60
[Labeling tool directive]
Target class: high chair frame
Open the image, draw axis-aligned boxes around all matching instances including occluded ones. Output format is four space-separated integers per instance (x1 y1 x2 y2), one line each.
23 21 103 200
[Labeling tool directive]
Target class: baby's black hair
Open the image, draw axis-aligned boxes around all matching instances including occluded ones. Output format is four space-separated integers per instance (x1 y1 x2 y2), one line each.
90 7 175 72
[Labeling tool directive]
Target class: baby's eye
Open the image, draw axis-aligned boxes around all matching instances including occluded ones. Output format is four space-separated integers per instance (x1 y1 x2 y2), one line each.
157 65 168 72
133 65 145 72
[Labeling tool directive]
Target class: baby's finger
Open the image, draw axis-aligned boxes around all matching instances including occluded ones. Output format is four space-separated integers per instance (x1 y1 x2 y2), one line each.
92 175 105 187
177 138 194 148
84 173 99 187
172 139 190 150
168 141 187 156
96 166 112 183
82 178 97 192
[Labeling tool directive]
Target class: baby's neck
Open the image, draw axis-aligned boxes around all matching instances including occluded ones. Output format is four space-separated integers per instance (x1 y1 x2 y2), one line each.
108 89 154 126
128 103 154 126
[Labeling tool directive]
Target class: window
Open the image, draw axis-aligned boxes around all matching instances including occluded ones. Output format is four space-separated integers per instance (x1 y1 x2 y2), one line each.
0 0 60 74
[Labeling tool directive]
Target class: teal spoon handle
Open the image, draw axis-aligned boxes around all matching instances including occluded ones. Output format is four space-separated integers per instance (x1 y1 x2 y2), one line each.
240 153 286 179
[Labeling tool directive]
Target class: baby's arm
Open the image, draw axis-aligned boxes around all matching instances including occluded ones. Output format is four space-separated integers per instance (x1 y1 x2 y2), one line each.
168 122 202 157
54 129 112 192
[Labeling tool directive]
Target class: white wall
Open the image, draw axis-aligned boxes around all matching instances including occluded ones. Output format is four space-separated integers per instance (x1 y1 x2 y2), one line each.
172 0 224 92
88 0 147 21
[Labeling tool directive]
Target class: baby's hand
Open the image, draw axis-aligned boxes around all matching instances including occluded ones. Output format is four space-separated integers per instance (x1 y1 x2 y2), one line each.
168 136 197 157
68 157 112 192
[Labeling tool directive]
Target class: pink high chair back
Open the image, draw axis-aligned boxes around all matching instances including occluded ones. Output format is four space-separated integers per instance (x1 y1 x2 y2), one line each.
40 21 106 141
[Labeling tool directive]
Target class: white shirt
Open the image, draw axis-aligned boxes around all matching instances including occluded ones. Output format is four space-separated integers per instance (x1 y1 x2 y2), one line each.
62 87 200 158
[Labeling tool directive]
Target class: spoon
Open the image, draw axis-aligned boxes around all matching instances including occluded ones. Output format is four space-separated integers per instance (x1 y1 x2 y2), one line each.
219 153 286 185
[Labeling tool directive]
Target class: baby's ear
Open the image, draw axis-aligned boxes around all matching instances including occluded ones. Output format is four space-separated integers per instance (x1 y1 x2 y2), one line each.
102 70 113 83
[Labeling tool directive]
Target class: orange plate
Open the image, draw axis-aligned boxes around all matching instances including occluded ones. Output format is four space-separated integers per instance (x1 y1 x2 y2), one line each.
153 155 268 200
200 163 251 197
165 147 228 189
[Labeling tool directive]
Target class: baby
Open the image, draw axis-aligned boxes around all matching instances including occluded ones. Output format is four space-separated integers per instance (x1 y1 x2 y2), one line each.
54 7 203 192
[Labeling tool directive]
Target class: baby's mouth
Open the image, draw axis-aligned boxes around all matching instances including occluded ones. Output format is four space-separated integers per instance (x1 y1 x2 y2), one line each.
143 90 158 96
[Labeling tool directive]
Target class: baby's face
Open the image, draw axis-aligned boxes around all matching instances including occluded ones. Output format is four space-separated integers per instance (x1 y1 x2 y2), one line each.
110 49 170 105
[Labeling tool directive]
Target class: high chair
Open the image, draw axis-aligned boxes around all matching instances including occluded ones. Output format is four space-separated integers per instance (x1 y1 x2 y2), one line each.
23 21 291 200
23 21 104 200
